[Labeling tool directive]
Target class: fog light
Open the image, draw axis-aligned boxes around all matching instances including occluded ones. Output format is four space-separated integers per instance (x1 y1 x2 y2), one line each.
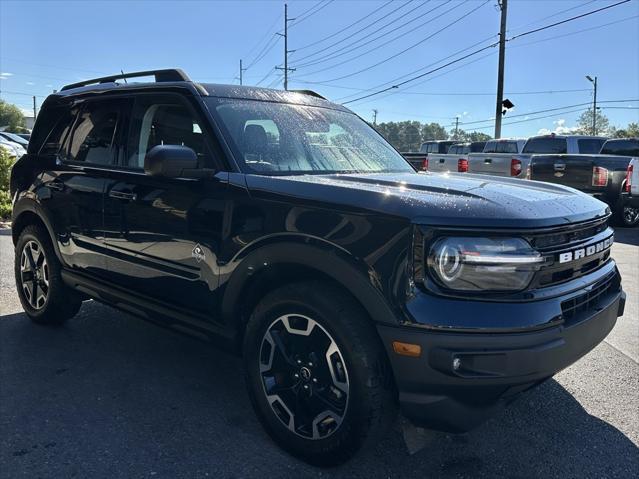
392 341 422 357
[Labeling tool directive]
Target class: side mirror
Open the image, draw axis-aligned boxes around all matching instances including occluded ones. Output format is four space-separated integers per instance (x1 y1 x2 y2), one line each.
144 145 203 178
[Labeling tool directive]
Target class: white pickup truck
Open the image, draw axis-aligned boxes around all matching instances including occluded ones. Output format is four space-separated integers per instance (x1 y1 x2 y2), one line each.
427 141 487 173
468 135 608 178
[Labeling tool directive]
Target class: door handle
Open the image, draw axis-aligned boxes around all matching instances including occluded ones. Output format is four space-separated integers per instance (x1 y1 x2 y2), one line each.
554 163 566 171
109 190 137 201
484 158 492 163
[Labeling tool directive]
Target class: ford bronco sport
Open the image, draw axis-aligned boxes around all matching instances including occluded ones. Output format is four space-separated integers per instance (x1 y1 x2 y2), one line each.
10 69 625 466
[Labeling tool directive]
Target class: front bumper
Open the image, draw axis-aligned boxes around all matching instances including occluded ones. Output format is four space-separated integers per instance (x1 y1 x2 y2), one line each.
380 270 625 432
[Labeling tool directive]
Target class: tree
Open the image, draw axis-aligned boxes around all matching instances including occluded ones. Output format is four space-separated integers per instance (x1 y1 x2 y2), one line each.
576 108 610 136
612 122 639 138
453 129 492 142
420 122 448 143
0 100 26 131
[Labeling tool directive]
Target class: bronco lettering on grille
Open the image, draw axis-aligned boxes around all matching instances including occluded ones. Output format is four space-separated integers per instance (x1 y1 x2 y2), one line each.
558 235 613 264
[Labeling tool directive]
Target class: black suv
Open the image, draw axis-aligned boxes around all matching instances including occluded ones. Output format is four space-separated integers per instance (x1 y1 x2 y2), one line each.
10 69 625 466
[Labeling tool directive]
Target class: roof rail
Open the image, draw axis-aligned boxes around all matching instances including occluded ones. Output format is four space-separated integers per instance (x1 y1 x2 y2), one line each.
289 89 326 100
61 68 191 91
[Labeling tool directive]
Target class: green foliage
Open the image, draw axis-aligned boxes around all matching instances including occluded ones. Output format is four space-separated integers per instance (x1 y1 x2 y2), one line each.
576 108 611 136
612 122 639 138
0 100 26 131
452 129 492 143
0 148 14 219
373 120 489 151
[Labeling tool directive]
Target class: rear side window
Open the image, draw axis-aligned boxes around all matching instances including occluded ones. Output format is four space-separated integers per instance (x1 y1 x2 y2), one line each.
483 141 518 153
470 142 485 152
523 137 567 154
600 139 639 156
578 138 606 154
64 101 122 165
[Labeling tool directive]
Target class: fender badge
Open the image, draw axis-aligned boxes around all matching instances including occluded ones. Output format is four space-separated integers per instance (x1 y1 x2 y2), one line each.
192 244 206 263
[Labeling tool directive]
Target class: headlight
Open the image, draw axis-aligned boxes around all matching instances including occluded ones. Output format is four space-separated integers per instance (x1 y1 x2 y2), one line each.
427 237 544 292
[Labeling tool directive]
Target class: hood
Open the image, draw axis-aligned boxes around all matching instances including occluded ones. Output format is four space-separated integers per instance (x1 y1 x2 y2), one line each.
245 172 610 228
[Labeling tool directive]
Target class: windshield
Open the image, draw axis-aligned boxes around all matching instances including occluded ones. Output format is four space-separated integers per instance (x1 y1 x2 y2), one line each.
208 98 413 175
601 139 639 156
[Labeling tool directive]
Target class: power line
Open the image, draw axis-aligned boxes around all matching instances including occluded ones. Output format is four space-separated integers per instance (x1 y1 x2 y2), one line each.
468 107 589 131
507 0 597 33
307 0 489 83
291 1 413 63
341 0 633 105
289 0 335 28
243 13 283 65
293 1 438 69
292 0 394 52
508 0 632 42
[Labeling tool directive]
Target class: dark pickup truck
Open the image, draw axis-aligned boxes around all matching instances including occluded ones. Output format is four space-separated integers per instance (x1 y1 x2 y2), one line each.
530 138 638 227
10 69 626 466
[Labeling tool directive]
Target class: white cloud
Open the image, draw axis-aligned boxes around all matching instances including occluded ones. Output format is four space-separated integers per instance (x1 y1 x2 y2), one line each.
537 118 580 135
0 72 13 77
26 81 35 86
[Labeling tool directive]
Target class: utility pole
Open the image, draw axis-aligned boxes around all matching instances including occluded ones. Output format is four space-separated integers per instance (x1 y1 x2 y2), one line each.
372 109 378 125
586 75 598 135
454 116 459 139
239 59 247 85
494 0 508 139
33 96 37 119
275 3 295 90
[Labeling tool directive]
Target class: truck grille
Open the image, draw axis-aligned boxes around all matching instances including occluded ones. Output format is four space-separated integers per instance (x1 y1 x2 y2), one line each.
561 272 618 324
529 217 613 288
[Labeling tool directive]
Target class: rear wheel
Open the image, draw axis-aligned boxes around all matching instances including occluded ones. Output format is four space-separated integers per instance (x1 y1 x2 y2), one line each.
620 204 639 227
243 281 396 466
14 224 82 325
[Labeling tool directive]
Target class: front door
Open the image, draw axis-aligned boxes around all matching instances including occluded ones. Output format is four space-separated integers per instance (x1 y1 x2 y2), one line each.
103 93 227 317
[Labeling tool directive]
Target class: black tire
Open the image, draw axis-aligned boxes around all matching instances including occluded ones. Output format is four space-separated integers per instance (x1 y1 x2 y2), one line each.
614 202 639 227
14 224 82 325
243 280 396 466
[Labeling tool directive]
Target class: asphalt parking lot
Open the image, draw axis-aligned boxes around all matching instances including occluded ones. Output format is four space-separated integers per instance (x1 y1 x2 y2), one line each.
0 227 637 478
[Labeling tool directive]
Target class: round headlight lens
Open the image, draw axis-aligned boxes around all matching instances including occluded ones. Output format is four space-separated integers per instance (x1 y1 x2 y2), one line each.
428 237 543 292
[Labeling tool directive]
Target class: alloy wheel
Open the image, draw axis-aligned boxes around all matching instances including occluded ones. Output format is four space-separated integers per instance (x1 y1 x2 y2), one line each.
623 206 639 226
20 240 49 310
259 314 349 440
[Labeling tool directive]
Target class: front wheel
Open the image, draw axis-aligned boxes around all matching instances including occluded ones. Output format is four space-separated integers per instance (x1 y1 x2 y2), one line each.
243 281 396 466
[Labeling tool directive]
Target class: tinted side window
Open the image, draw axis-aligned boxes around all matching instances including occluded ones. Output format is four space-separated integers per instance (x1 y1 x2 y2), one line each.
523 137 567 154
40 107 77 156
578 139 605 154
470 142 485 152
125 95 210 169
65 102 121 164
601 140 639 156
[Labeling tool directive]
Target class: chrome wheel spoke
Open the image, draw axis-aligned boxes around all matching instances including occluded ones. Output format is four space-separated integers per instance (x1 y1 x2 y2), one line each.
19 240 48 310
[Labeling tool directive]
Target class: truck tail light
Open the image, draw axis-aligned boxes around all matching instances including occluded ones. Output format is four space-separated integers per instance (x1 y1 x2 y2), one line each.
421 158 429 171
510 158 522 176
625 163 634 192
592 166 609 187
458 158 468 172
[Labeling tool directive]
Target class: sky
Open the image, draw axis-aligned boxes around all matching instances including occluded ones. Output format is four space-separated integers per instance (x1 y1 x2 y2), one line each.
0 0 638 138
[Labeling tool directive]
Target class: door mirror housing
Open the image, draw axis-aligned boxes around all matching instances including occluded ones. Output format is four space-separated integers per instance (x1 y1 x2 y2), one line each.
144 145 213 178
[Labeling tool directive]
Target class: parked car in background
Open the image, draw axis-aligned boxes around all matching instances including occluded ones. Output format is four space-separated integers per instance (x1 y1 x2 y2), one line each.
530 147 636 226
0 132 29 148
0 136 25 158
600 137 639 157
469 135 608 178
467 138 527 177
428 141 486 173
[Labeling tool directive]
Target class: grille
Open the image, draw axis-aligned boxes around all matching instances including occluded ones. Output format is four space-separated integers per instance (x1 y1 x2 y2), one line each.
560 272 617 324
529 217 613 288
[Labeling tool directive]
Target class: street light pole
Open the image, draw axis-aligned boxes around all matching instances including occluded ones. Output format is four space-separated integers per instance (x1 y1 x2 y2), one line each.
586 75 598 135
494 0 508 139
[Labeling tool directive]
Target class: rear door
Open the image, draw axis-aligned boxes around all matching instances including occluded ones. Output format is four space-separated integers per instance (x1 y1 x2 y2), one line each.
38 98 128 278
